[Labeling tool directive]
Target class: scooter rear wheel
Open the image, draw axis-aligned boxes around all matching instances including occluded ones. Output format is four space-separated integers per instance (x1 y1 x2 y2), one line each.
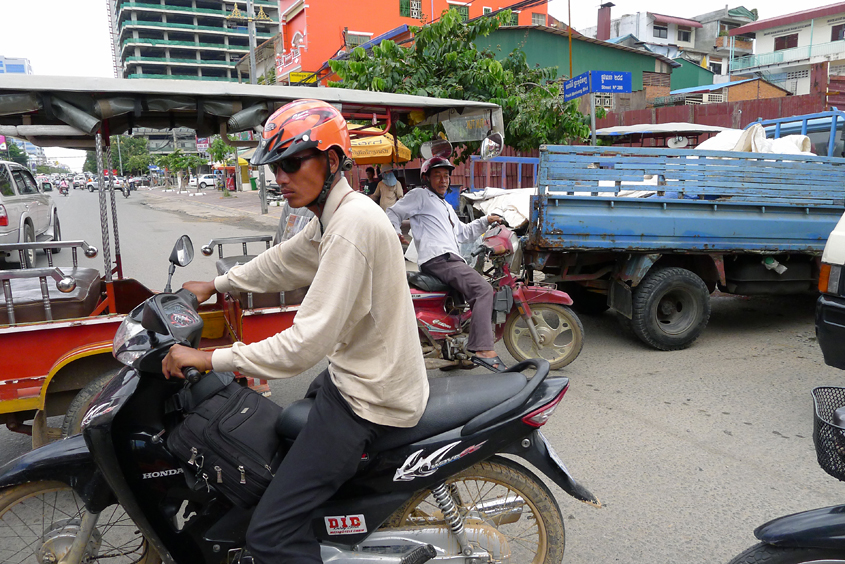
0 481 161 564
728 542 845 564
382 457 565 564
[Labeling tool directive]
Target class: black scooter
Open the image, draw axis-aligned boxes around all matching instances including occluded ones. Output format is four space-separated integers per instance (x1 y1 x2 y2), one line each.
0 236 600 564
728 386 845 564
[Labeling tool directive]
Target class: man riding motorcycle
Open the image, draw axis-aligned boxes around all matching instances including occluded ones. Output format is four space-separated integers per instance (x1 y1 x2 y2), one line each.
386 156 506 371
161 99 429 564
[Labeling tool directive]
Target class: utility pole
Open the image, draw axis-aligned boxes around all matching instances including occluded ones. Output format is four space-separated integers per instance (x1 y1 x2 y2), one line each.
227 1 271 212
116 135 124 177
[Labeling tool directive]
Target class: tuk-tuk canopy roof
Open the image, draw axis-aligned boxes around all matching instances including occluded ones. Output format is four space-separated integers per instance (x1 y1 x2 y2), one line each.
0 75 504 150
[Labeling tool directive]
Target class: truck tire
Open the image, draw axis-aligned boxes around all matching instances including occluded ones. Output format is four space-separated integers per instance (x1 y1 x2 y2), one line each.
631 267 710 351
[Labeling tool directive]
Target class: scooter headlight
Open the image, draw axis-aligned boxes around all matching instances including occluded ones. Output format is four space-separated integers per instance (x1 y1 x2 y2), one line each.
113 316 149 366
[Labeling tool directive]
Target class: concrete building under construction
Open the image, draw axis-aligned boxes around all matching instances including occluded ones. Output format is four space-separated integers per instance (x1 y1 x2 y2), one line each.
107 0 281 81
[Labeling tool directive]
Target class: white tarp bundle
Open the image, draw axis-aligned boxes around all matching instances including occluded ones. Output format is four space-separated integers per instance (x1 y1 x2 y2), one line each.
695 123 812 154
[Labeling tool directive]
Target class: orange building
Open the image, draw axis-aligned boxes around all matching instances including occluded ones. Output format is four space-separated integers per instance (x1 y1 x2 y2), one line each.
276 0 549 83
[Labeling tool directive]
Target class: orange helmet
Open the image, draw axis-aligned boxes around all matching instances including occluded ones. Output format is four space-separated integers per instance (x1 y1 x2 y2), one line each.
251 99 352 166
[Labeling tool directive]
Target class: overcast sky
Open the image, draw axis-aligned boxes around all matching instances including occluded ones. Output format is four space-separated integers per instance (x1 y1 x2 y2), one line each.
0 0 840 170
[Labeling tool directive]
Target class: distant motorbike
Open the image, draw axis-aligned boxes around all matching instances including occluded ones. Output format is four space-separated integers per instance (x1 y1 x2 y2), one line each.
409 224 584 371
59 183 69 196
0 235 600 564
728 386 845 564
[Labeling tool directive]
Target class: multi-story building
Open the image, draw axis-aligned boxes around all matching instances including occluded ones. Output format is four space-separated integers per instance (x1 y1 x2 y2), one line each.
0 56 33 75
730 2 845 95
580 10 702 59
109 0 281 81
9 138 47 168
689 6 757 80
275 0 549 83
581 6 758 83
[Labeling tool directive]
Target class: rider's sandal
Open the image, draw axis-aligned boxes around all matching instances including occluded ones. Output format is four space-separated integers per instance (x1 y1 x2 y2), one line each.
471 355 508 372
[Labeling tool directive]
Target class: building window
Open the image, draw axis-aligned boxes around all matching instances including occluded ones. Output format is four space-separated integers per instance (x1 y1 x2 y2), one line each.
510 11 519 25
483 7 491 15
709 62 723 74
346 32 370 48
400 0 422 19
456 5 469 21
677 26 692 42
532 12 545 26
595 93 613 110
653 25 668 39
833 24 845 42
774 33 798 51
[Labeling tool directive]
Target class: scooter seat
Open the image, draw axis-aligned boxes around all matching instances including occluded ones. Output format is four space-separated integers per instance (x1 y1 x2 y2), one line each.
216 255 307 308
275 372 527 451
407 271 451 293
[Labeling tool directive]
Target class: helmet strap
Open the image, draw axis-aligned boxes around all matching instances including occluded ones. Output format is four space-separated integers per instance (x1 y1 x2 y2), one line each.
306 151 342 211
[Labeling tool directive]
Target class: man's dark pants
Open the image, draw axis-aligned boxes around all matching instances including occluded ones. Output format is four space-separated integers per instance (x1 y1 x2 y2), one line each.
420 252 495 352
246 370 386 563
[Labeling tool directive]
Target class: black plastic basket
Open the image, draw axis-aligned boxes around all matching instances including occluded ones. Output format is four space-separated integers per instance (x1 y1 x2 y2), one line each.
812 386 845 482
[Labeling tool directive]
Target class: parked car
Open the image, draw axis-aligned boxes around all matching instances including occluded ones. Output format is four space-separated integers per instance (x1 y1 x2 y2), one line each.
195 173 218 189
0 160 61 268
817 212 845 369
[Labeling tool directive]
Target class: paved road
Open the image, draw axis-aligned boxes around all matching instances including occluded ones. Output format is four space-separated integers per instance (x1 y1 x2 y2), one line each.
2 186 843 564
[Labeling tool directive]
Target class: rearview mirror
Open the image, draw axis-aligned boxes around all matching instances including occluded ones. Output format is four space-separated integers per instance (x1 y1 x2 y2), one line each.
420 139 453 160
169 235 194 267
479 132 504 161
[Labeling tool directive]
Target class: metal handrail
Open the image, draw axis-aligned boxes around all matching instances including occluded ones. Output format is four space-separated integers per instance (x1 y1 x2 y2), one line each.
201 236 273 259
0 240 99 325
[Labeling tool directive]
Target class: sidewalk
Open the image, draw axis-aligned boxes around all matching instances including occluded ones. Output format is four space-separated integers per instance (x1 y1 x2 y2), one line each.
137 186 283 229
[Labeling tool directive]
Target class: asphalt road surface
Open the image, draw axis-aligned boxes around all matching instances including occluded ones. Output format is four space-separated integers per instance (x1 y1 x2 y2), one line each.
1 187 843 564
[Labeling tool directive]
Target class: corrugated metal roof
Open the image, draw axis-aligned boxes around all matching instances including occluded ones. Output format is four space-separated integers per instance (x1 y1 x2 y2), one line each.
670 78 755 94
509 25 681 68
730 2 845 35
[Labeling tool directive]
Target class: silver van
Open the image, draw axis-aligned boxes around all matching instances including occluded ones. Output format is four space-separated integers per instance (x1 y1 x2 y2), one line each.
0 161 60 268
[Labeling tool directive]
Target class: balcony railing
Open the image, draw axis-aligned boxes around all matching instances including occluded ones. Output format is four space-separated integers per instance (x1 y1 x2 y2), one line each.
120 20 274 37
117 1 278 21
125 56 237 67
121 37 248 51
715 36 753 50
733 39 845 71
126 73 239 82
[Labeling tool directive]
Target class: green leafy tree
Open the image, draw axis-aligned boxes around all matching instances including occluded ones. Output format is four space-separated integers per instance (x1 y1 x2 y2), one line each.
156 149 206 191
328 9 591 157
83 151 98 173
7 142 28 167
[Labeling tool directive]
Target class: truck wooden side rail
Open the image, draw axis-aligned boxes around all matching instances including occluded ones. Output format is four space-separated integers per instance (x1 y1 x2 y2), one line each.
524 145 845 350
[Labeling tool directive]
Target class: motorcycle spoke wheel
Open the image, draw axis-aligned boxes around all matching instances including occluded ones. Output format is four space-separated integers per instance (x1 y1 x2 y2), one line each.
504 304 584 370
0 481 160 564
382 459 564 564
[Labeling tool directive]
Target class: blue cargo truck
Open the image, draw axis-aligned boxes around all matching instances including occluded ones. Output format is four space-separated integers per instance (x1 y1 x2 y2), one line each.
523 139 845 351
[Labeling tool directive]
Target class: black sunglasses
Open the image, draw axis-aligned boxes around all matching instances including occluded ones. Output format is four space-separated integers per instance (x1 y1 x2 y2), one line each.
270 152 322 175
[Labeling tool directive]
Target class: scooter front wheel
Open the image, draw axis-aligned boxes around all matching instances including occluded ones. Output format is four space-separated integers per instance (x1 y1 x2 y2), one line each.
728 542 845 564
382 458 565 564
0 481 161 564
503 303 584 370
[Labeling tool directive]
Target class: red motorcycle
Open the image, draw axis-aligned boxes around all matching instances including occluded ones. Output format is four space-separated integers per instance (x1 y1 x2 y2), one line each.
409 224 584 370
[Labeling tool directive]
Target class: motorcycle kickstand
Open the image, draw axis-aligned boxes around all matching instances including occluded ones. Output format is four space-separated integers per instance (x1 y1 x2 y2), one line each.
58 510 100 564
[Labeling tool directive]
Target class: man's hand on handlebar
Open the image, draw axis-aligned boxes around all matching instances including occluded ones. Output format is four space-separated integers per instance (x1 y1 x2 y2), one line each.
162 344 213 380
182 280 217 304
487 214 505 226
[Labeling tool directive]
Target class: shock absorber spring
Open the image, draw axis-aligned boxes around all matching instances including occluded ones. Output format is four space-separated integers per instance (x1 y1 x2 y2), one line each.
431 483 472 556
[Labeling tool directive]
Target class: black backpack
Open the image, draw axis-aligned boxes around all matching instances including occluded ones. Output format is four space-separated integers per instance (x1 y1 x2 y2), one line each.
166 371 284 508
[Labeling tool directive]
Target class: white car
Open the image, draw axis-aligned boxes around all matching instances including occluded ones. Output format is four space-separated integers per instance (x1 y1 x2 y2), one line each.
0 161 61 268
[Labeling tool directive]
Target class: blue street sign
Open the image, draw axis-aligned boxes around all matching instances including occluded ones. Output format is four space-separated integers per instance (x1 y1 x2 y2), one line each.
563 72 591 103
589 70 632 94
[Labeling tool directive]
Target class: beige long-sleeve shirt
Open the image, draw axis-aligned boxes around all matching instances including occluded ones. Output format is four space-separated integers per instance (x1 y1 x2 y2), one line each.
372 180 404 211
211 178 428 428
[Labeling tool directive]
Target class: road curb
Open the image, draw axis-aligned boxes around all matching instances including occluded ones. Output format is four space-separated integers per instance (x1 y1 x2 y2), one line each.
137 189 281 228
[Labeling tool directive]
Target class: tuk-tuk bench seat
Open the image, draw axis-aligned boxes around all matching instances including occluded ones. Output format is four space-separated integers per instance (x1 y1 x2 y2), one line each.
0 267 102 325
216 256 307 309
